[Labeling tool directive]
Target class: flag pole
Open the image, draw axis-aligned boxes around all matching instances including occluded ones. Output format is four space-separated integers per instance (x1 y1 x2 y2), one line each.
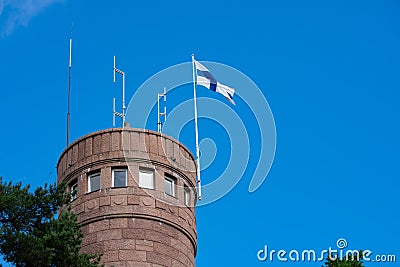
192 54 202 200
66 37 72 146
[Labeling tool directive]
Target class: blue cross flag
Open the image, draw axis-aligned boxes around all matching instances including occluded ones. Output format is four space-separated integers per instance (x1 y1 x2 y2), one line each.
194 60 236 105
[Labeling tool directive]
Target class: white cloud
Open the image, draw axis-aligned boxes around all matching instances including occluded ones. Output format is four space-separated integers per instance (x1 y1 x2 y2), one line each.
0 0 64 37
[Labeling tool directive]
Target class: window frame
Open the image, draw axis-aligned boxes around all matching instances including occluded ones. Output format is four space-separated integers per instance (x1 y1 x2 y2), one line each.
87 172 101 193
139 168 154 190
184 186 191 206
70 181 78 201
112 168 128 188
164 175 176 197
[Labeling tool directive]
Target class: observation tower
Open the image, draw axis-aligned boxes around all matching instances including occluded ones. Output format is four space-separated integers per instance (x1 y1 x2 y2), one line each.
57 127 197 266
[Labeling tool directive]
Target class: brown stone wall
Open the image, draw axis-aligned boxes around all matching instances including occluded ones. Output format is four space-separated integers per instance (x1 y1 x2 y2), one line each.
81 218 195 266
57 128 197 267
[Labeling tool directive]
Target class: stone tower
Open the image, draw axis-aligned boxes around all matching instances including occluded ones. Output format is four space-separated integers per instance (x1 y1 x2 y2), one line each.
57 127 197 266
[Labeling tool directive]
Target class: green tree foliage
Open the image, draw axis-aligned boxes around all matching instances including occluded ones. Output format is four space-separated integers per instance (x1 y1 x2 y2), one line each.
0 178 102 266
323 250 365 267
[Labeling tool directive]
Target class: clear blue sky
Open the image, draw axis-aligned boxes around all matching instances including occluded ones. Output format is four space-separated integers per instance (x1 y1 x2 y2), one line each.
0 0 399 266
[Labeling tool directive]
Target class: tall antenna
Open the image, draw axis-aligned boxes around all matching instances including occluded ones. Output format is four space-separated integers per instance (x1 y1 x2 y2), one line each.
112 56 126 127
157 87 167 133
66 37 72 145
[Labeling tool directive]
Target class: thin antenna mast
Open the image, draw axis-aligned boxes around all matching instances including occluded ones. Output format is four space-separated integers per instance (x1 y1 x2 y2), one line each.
66 37 72 145
112 56 126 127
157 87 167 133
112 98 116 127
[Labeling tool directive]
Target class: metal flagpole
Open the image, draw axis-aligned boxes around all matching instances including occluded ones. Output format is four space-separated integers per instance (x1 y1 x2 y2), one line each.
192 54 202 200
66 37 72 146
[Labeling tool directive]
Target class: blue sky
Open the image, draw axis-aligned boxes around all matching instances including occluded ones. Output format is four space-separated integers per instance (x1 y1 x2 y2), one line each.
0 0 399 266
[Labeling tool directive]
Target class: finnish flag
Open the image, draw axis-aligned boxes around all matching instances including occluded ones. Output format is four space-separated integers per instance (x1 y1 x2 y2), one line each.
195 60 236 105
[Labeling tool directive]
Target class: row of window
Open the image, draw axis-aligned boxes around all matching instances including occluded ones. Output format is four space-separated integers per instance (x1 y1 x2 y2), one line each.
70 168 191 206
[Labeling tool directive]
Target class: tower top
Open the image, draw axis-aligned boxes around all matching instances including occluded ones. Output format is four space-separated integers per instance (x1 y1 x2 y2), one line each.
57 127 198 266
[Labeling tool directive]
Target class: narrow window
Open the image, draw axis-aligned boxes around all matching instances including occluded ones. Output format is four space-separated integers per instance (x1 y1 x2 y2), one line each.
139 169 154 189
70 180 78 201
164 175 176 197
184 186 191 206
88 172 100 193
112 169 127 188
